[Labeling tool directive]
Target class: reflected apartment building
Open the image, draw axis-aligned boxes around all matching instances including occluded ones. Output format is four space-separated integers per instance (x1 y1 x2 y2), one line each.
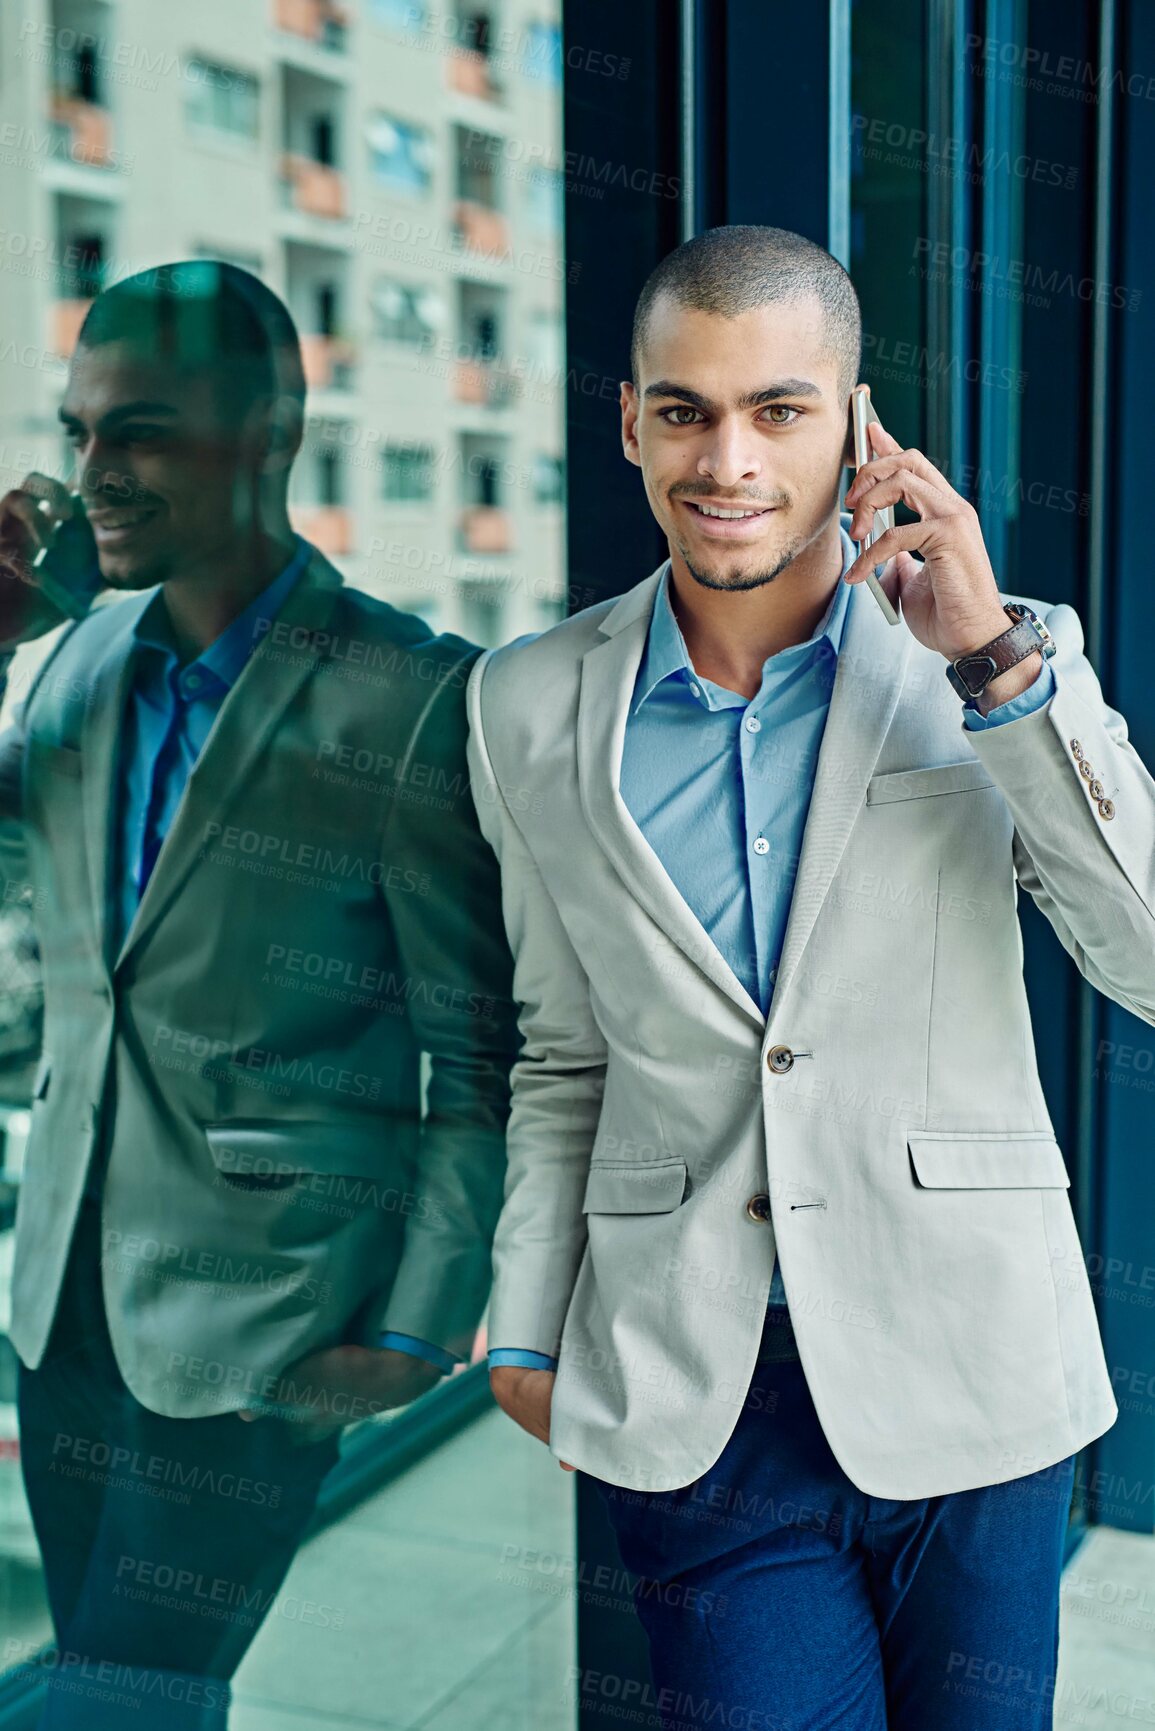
0 0 567 647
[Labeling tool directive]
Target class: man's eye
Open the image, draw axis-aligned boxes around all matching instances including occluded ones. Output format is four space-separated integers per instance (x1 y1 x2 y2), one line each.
763 405 800 424
661 406 703 426
122 425 164 442
63 426 86 445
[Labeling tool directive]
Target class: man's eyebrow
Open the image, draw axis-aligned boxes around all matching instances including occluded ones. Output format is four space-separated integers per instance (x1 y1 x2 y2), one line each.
57 400 181 425
643 378 825 410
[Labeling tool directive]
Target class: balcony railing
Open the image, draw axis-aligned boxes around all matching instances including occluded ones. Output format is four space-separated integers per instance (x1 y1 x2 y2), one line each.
459 506 512 554
273 0 349 50
446 48 500 101
280 153 347 219
451 200 510 262
453 358 519 407
292 505 352 555
49 298 93 360
299 333 356 391
49 95 114 168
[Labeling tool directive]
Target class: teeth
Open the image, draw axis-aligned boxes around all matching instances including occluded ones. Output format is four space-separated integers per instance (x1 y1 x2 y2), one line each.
695 504 765 519
94 509 153 528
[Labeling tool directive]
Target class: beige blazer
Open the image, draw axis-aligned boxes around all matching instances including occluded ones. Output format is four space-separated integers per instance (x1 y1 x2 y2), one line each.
0 546 515 1416
466 543 1154 1497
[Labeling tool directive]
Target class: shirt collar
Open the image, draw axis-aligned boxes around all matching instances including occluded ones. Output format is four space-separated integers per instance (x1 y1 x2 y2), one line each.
133 534 311 694
632 522 856 715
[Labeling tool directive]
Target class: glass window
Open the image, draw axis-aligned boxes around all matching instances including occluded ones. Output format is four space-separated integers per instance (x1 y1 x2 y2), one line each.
0 0 568 1715
367 112 434 195
371 278 442 347
382 441 436 503
184 60 261 142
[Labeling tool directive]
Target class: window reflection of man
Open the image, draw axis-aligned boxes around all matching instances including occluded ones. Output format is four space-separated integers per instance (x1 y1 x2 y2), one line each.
0 261 516 1728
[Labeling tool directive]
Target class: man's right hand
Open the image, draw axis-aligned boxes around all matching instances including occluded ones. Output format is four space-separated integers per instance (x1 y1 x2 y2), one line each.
0 473 74 641
489 1365 573 1469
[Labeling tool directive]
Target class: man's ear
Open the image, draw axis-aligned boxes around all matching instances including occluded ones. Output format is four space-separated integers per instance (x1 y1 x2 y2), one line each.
621 380 641 468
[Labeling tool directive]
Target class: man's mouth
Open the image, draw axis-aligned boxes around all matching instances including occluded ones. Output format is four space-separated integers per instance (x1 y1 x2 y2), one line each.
679 499 778 535
87 505 160 543
687 502 771 519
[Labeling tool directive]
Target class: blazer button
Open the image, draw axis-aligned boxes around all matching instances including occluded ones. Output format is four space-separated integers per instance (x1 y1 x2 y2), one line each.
1078 759 1094 779
1070 739 1084 759
1098 798 1115 820
766 1045 794 1074
746 1193 772 1222
1089 779 1105 800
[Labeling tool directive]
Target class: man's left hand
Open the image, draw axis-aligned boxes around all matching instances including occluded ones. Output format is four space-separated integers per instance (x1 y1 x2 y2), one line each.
237 1345 443 1440
843 417 1016 666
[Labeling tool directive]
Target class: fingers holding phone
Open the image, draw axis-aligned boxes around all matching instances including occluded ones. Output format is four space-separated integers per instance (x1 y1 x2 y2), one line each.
0 473 75 581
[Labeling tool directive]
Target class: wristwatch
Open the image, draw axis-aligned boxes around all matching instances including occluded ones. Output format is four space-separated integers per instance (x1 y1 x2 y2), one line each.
945 603 1056 701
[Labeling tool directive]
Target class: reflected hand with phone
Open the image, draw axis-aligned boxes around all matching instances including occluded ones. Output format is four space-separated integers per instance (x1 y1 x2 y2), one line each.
0 471 101 639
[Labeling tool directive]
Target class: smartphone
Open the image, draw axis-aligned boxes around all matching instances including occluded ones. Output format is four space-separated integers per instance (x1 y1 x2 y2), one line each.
31 494 101 621
849 385 900 627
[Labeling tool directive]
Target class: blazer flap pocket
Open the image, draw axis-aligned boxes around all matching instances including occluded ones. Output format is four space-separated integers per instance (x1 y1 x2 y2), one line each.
583 1158 688 1214
908 1131 1070 1189
205 1120 385 1181
867 760 996 805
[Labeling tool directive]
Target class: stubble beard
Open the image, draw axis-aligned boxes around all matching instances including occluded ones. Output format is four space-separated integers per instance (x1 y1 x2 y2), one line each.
678 532 802 594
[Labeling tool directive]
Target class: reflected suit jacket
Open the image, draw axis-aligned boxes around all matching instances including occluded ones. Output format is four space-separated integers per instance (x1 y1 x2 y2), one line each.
465 562 1155 1498
0 544 516 1417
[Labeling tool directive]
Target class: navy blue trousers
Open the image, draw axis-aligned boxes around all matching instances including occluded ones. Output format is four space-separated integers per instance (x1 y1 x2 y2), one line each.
594 1324 1075 1731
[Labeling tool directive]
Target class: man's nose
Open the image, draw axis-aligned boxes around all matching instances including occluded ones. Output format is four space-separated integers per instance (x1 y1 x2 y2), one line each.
697 421 761 489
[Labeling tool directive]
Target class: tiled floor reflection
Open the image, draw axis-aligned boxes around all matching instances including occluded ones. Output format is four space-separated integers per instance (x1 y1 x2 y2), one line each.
232 1405 576 1729
1057 1527 1155 1729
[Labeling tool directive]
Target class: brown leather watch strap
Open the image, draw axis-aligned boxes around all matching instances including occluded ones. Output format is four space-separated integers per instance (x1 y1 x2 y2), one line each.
946 606 1052 700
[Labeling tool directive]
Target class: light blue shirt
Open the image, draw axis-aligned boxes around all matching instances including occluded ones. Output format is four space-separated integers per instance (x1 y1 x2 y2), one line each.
117 536 312 946
488 530 1056 1371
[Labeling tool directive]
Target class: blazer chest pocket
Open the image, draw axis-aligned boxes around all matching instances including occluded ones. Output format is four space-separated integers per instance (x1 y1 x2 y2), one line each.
582 1157 688 1214
867 759 996 805
205 1120 388 1190
908 1131 1070 1189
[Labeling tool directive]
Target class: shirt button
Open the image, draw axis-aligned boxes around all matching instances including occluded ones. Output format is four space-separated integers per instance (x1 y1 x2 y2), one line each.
689 682 701 698
745 1193 772 1223
744 715 761 733
752 837 770 856
766 1045 794 1074
184 672 202 692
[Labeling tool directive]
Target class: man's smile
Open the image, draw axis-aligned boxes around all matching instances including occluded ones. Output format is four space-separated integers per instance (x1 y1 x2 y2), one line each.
677 497 780 538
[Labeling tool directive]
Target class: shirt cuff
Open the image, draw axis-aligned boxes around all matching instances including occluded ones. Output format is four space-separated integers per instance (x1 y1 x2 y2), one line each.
377 1331 460 1374
487 1348 559 1371
962 659 1056 730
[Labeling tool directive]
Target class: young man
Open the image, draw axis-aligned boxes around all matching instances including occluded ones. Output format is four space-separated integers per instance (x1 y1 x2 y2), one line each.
466 225 1155 1729
0 262 516 1727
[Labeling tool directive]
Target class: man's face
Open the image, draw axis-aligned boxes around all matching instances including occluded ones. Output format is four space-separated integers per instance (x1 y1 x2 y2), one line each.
622 294 850 592
59 339 270 589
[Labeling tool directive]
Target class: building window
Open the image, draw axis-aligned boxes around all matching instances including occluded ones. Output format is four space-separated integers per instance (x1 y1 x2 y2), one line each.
383 443 436 503
371 279 442 347
184 61 260 142
525 165 562 233
533 454 564 505
367 114 433 195
370 0 425 29
521 21 562 84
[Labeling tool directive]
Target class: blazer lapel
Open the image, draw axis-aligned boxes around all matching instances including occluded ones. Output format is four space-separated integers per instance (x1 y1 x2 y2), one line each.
771 578 913 1008
114 554 343 971
82 596 151 970
577 565 765 1026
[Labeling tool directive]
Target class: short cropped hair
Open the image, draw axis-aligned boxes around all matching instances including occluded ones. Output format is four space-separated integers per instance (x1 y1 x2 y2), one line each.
631 225 861 400
76 260 306 421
